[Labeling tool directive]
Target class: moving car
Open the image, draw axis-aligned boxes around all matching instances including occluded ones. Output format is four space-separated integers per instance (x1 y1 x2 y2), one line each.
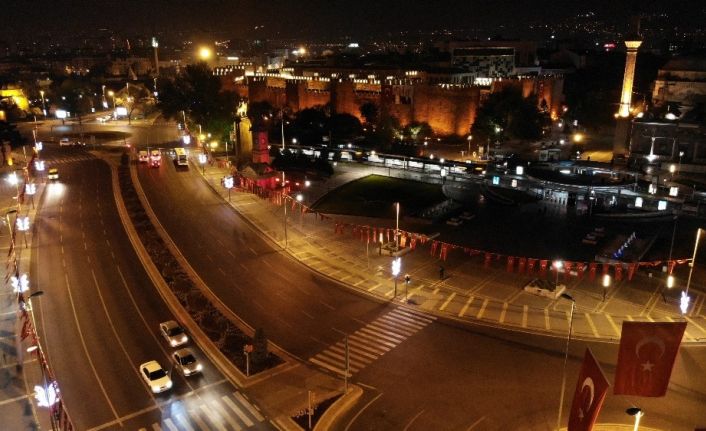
139 361 172 393
59 137 71 146
172 348 202 376
149 149 161 168
48 168 59 180
159 320 188 347
138 150 149 163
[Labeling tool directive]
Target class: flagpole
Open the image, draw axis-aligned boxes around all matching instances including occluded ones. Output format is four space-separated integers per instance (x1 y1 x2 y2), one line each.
556 293 575 431
683 228 702 314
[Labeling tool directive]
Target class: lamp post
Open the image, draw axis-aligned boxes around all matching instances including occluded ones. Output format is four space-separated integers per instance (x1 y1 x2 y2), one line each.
391 257 401 298
556 292 575 431
467 134 473 159
678 151 684 174
602 274 611 301
682 228 702 314
553 260 563 288
626 407 643 431
39 90 47 116
198 153 207 174
395 202 400 251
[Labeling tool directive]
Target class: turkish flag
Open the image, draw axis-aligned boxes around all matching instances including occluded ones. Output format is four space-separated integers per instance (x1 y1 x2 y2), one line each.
614 321 687 397
568 348 610 431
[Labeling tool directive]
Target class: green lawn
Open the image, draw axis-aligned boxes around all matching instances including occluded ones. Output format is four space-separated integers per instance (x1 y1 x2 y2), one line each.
313 175 446 218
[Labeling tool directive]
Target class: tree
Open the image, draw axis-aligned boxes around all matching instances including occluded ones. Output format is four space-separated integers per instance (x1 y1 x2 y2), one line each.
472 87 548 142
55 78 94 124
0 121 26 165
359 102 379 124
403 121 433 142
157 62 240 141
329 113 362 143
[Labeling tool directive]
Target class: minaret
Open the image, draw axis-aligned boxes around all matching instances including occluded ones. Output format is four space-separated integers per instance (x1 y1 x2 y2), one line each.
151 37 160 77
612 18 642 158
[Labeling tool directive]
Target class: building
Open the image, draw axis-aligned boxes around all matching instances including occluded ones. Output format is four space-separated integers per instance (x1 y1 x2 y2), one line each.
652 57 706 110
449 47 516 79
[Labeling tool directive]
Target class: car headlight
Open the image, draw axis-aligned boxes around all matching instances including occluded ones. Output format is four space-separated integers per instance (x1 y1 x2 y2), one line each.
181 336 187 343
166 380 173 389
170 340 177 346
151 385 161 393
196 364 203 371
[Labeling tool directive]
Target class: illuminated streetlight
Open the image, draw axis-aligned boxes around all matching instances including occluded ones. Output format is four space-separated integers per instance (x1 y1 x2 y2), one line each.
295 194 303 202
602 274 611 301
7 172 18 185
198 153 207 174
626 407 643 431
573 133 584 143
553 260 563 288
391 257 401 298
198 46 213 60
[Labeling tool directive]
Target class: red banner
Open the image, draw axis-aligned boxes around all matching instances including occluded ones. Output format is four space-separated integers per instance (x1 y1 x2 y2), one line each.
576 262 586 279
615 264 623 282
440 244 449 261
564 262 573 280
484 253 492 268
627 263 637 281
568 348 610 431
507 256 515 273
589 263 597 281
527 258 536 273
614 321 687 397
539 260 548 277
518 257 526 274
430 241 439 257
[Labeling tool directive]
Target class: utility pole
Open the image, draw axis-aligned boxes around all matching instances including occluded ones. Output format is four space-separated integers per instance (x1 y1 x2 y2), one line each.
344 336 349 393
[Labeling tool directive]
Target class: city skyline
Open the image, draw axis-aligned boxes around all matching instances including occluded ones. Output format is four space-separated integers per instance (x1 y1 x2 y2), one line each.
3 0 705 43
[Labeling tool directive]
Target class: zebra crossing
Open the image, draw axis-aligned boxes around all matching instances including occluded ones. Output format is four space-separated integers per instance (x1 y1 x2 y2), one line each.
310 308 434 376
137 391 266 431
45 154 97 165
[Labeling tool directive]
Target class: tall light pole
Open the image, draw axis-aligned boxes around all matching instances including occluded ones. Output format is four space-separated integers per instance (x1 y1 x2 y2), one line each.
395 202 400 251
602 274 611 301
556 292 575 431
391 257 401 298
553 260 563 288
281 108 286 151
107 91 116 111
678 151 684 174
467 134 472 159
39 90 47 116
682 228 702 314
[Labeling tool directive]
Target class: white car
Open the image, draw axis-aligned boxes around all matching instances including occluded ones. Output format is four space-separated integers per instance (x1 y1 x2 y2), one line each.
160 320 188 347
138 150 149 163
139 360 172 393
172 348 202 376
59 137 71 146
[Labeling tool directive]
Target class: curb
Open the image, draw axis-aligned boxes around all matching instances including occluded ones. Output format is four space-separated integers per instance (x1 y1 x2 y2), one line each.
314 386 363 431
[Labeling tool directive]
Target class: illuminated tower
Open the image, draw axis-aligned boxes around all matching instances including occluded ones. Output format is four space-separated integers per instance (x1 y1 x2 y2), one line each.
612 21 642 158
151 37 160 77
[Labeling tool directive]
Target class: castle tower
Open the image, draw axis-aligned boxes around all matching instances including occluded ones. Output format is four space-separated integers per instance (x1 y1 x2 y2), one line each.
612 20 643 158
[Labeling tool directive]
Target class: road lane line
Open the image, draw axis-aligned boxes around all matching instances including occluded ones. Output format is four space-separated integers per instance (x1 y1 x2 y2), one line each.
223 395 256 426
91 269 161 404
368 321 415 337
175 413 195 431
458 296 475 317
199 404 228 431
585 313 600 337
522 305 528 328
363 323 407 340
212 400 242 430
63 273 122 425
466 416 487 430
499 303 508 323
685 316 706 337
189 409 211 431
331 343 377 361
544 309 550 330
163 418 179 431
344 393 383 431
402 410 425 431
605 314 622 337
358 327 403 344
439 292 457 311
476 298 489 319
233 392 265 422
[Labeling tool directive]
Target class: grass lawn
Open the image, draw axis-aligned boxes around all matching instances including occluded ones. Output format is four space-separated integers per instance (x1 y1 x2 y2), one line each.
313 174 446 218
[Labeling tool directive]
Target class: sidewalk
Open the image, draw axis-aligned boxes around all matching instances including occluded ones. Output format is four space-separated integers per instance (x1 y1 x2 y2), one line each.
0 149 54 431
196 158 706 346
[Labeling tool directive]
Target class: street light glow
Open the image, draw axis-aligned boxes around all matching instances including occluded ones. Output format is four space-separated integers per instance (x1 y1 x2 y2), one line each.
199 46 213 60
391 257 401 277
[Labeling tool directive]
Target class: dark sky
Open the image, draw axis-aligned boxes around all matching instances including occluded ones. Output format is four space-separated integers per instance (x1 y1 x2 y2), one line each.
2 0 702 41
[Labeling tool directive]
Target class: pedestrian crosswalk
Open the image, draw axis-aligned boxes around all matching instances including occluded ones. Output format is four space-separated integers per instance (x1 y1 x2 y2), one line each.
309 308 434 376
137 391 266 431
45 154 97 165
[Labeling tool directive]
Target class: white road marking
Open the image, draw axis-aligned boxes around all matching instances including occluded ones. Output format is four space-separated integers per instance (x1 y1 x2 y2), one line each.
476 299 489 319
458 296 475 317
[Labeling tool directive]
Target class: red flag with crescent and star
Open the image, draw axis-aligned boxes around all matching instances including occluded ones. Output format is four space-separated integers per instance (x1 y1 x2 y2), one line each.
568 348 610 431
614 321 687 397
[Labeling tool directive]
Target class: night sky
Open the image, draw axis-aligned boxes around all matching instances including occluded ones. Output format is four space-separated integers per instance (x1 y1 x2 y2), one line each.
2 0 703 41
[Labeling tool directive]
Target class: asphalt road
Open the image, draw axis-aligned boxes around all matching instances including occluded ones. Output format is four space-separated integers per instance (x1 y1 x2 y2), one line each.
29 143 272 431
136 150 706 430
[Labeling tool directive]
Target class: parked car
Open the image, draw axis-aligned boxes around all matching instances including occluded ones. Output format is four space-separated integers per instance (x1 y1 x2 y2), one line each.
159 320 188 347
172 348 202 376
139 361 172 393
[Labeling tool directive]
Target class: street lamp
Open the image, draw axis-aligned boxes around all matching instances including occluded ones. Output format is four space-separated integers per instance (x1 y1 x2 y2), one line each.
553 260 563 288
556 292 575 431
602 274 611 301
391 257 401 298
467 134 473 159
198 46 213 61
198 153 207 174
39 90 47 116
678 151 684 174
107 90 116 111
682 228 702 314
626 407 643 431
